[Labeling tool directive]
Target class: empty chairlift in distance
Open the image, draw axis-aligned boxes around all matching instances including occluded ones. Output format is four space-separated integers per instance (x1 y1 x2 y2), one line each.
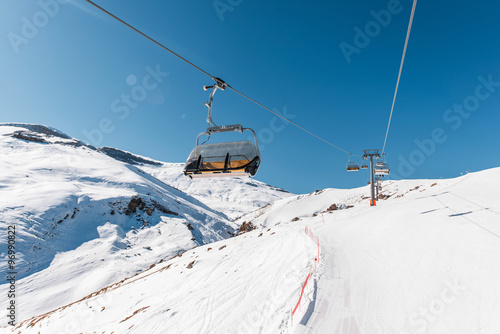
374 155 390 176
346 154 360 171
184 79 261 179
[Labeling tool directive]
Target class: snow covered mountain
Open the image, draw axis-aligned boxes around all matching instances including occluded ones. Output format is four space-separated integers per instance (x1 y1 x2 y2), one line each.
0 123 287 325
2 123 500 334
98 147 292 220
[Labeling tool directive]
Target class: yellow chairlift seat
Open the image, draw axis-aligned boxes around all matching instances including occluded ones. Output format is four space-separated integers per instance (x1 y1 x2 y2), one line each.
184 140 260 178
346 162 360 171
346 154 360 171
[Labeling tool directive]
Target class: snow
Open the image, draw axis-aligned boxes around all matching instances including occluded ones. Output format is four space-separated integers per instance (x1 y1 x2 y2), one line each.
137 163 292 220
7 224 315 333
297 169 500 334
98 146 293 220
0 124 238 322
1 123 500 333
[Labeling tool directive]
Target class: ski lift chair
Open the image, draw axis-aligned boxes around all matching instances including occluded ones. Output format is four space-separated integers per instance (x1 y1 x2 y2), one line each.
346 154 360 171
374 154 390 175
346 162 360 171
374 163 390 175
184 126 260 178
184 79 261 178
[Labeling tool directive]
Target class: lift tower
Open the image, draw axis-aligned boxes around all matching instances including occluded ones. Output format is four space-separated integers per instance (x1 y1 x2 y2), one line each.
362 149 381 206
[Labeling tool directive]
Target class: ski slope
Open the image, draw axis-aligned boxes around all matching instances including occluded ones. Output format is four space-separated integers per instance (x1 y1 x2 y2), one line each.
0 123 292 326
98 146 293 220
4 163 500 333
142 162 292 220
295 168 500 334
0 124 236 323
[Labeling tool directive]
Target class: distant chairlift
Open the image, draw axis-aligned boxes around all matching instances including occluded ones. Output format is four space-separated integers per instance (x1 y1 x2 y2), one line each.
184 79 261 179
374 155 390 175
346 154 360 172
374 164 390 175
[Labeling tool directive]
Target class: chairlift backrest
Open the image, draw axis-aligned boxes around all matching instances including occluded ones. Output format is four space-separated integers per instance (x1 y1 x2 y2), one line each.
187 141 257 165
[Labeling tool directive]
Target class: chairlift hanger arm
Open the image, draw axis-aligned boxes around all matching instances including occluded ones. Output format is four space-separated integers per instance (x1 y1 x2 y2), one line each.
203 78 229 128
204 85 218 127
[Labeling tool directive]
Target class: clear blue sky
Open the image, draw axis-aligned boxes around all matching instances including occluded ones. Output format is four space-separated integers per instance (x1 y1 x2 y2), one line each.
1 0 499 194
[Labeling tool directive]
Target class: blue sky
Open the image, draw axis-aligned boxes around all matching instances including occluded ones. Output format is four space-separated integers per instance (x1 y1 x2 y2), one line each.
1 0 499 194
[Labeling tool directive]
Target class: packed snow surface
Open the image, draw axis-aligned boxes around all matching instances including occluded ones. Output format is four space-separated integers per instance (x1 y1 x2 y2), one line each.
141 162 292 220
0 124 239 322
1 124 500 333
98 146 293 220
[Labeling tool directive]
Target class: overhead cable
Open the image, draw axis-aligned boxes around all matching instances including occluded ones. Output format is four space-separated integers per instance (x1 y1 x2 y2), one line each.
382 0 418 154
83 0 355 156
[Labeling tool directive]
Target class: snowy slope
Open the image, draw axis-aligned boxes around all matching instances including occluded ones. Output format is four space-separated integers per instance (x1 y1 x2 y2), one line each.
235 176 459 229
99 146 293 220
6 223 315 334
143 163 293 220
6 167 500 333
0 123 237 323
296 168 500 334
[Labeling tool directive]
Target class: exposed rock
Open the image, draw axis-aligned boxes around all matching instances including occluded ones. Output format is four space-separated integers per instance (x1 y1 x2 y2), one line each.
98 146 162 166
5 124 71 139
125 197 178 216
326 203 338 211
12 131 47 143
238 221 256 235
125 197 142 215
5 125 91 148
151 201 178 216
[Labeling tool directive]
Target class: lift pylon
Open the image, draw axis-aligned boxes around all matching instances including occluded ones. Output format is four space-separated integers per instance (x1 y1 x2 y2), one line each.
362 149 381 206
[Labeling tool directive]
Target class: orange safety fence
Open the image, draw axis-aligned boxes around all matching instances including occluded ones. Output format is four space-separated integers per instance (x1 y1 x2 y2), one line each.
291 226 320 323
291 272 311 317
